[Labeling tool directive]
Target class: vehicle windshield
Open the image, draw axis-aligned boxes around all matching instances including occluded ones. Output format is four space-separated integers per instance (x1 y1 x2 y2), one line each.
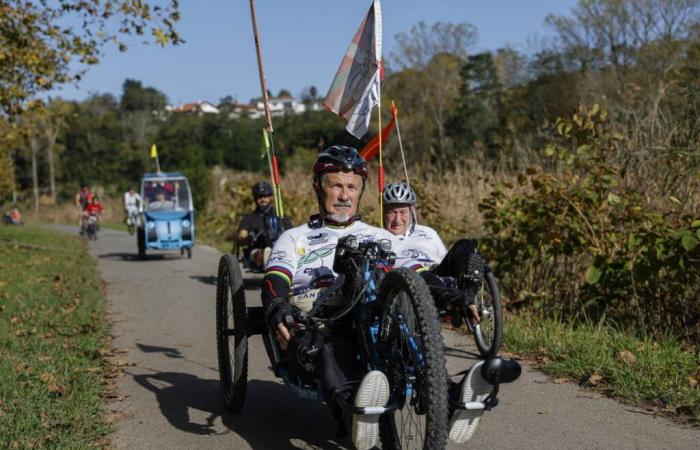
141 177 192 212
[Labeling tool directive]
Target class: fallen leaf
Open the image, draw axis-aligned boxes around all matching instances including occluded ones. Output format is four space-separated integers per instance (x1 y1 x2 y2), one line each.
553 377 569 384
40 372 56 384
689 377 698 388
85 367 101 373
616 350 636 365
588 374 603 386
48 383 68 396
10 316 21 325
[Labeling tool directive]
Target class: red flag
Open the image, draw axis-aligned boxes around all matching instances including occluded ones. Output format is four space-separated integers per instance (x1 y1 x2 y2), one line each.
323 0 382 138
360 103 397 161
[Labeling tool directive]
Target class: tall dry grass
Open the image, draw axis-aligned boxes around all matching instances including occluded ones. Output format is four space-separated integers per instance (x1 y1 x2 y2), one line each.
197 162 518 251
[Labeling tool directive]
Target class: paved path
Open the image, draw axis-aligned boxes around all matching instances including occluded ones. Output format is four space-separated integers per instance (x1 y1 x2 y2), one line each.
83 228 698 449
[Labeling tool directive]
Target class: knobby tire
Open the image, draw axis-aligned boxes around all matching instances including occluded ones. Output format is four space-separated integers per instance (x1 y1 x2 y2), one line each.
377 268 448 450
216 254 248 412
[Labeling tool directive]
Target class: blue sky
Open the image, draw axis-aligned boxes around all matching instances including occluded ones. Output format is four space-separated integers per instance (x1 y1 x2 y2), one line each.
47 0 578 105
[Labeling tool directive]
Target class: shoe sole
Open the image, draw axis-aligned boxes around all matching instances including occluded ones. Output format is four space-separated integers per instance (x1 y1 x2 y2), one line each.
448 360 493 444
352 370 389 450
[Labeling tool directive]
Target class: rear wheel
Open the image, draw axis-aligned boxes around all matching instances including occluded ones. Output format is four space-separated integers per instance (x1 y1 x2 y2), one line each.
377 268 448 450
216 254 248 412
473 268 503 357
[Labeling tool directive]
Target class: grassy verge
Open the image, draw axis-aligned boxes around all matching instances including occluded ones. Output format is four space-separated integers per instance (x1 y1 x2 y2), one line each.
0 226 110 448
504 313 700 423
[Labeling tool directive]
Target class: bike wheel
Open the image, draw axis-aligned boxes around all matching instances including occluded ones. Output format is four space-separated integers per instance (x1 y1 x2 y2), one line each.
473 268 503 358
216 254 248 412
377 268 448 450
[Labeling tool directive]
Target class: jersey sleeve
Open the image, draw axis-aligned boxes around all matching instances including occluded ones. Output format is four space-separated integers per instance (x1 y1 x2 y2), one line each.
238 214 254 232
264 230 297 287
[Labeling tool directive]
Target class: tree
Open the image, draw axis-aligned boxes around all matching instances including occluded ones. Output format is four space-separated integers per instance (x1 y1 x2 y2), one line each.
385 21 478 165
0 1 182 114
0 118 19 201
277 89 293 98
546 0 700 146
119 80 167 156
38 100 71 204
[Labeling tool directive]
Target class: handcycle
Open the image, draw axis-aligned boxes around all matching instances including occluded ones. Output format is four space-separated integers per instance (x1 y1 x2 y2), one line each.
425 253 503 358
216 235 519 448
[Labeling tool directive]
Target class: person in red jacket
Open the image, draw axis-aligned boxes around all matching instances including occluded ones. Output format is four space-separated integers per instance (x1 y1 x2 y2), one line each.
81 196 104 234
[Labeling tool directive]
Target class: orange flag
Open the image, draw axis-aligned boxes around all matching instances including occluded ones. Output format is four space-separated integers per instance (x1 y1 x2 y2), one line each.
360 103 397 161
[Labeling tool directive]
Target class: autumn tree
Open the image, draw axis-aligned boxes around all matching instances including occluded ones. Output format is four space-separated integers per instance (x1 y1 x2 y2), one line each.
0 0 182 115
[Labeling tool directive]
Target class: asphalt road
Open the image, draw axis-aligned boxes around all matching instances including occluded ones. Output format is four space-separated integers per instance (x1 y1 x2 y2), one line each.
82 227 698 449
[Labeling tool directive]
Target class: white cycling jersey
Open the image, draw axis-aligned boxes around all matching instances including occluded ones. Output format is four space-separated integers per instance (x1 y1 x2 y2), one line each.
124 192 142 212
265 219 394 296
390 224 447 269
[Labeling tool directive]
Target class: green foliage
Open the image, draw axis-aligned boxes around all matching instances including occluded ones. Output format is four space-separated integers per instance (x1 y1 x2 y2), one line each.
505 313 700 422
0 1 182 114
480 106 700 345
0 226 110 447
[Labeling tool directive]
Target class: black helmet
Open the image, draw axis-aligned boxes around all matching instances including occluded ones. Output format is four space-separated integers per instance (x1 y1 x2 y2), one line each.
383 182 416 206
313 145 368 181
252 181 273 197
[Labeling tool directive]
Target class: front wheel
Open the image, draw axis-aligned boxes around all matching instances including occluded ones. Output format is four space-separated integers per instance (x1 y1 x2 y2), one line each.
472 268 503 358
377 268 448 450
216 254 248 412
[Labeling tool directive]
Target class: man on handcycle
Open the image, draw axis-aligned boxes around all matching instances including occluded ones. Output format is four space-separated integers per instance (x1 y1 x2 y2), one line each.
236 181 291 270
383 181 484 326
383 181 507 444
262 146 395 449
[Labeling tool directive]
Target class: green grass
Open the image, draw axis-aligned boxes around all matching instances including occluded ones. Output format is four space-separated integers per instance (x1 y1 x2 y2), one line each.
0 226 110 448
505 313 700 422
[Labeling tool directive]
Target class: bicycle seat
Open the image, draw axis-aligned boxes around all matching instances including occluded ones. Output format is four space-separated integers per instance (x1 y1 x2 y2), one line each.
480 357 521 385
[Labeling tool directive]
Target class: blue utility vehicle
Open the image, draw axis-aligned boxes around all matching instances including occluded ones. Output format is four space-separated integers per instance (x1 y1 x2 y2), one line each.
137 172 194 259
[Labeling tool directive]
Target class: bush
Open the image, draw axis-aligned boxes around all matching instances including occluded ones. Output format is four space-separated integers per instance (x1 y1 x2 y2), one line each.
480 105 700 346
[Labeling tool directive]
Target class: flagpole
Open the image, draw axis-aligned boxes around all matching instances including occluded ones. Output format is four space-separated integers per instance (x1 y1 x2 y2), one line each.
377 81 384 229
392 100 410 187
249 0 284 217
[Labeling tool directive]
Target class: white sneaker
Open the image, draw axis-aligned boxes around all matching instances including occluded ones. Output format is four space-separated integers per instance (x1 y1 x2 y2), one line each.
352 370 389 450
448 360 493 444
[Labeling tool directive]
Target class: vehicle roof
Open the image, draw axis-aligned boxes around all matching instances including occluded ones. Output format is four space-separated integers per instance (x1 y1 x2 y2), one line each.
142 172 186 180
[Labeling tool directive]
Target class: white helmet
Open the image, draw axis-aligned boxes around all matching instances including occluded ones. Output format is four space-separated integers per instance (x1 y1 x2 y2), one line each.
383 182 416 206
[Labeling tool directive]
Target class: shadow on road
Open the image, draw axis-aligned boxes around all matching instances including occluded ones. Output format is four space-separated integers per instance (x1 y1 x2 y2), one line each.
136 343 185 359
190 275 217 285
131 370 348 449
98 252 166 261
444 345 481 360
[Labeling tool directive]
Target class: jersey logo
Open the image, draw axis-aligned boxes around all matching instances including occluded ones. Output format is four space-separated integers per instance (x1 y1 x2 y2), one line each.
306 232 329 246
297 245 335 268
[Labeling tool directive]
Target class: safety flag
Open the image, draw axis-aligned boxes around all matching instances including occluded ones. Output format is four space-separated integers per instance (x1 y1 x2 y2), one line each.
150 144 158 159
323 0 382 139
360 102 397 161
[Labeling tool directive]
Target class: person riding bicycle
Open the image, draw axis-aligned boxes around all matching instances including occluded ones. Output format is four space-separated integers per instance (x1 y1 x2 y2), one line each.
262 146 393 449
124 185 143 228
75 185 93 231
82 195 104 233
383 181 483 326
236 181 292 269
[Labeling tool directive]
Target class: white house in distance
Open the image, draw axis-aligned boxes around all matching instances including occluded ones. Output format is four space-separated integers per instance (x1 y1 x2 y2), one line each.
168 96 322 119
167 101 221 115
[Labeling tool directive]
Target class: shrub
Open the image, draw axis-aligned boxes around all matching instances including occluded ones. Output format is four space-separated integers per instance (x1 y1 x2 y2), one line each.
480 105 700 346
